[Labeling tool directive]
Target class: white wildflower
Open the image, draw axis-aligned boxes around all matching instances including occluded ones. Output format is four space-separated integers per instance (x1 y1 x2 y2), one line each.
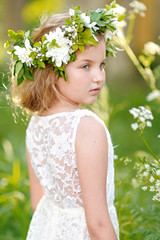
149 186 155 192
114 155 118 160
69 8 75 16
131 122 139 131
129 0 147 17
112 4 127 29
152 195 159 201
142 186 147 191
155 180 160 188
114 4 126 16
146 90 160 101
143 171 149 177
14 38 33 67
158 135 160 139
124 157 132 165
129 107 140 118
146 121 152 127
156 170 160 176
144 42 160 56
45 28 73 67
149 176 155 183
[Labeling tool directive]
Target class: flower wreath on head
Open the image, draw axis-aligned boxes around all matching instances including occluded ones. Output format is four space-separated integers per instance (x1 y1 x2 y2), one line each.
4 0 125 85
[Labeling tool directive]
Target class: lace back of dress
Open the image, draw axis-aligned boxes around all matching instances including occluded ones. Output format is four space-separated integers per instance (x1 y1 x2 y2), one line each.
26 114 83 208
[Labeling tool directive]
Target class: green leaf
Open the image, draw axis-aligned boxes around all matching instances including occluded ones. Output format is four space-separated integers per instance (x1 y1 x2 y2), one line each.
110 0 116 8
72 44 78 51
38 60 45 69
17 76 24 86
90 11 100 22
118 15 126 21
7 49 13 55
17 67 24 79
8 30 17 41
24 30 30 38
42 35 47 43
69 52 76 62
34 42 41 48
65 18 72 24
4 40 10 48
24 63 34 81
16 61 23 74
78 45 84 52
97 20 106 27
105 4 110 11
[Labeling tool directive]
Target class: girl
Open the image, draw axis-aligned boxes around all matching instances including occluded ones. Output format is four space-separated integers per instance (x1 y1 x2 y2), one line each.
6 3 122 239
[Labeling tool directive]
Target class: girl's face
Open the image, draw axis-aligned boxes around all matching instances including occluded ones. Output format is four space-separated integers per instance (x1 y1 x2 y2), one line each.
56 40 106 107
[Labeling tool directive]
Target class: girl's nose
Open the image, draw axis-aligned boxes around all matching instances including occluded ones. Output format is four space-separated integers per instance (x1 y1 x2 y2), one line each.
92 69 105 83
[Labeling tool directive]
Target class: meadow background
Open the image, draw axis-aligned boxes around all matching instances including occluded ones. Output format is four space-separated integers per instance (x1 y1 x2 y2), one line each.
0 0 160 239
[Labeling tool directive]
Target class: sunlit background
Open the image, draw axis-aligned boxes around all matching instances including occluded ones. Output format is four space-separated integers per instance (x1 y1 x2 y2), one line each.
0 0 160 239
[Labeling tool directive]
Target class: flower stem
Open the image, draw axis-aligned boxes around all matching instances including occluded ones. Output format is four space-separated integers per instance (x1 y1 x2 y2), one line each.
140 133 160 164
126 12 136 44
123 43 157 91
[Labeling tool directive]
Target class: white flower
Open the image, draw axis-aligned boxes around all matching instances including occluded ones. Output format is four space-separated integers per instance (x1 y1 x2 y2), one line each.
129 0 147 17
80 13 99 32
146 90 160 101
112 4 127 29
143 171 149 177
149 186 155 192
114 4 126 16
114 155 118 160
144 42 160 55
80 13 90 26
142 186 147 191
129 108 140 118
14 39 33 67
146 121 152 127
156 170 160 176
158 135 160 139
45 28 73 67
105 30 114 40
149 176 155 183
131 122 139 131
69 8 75 16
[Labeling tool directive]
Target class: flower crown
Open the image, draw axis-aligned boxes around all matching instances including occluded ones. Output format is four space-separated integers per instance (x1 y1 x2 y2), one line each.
5 0 125 85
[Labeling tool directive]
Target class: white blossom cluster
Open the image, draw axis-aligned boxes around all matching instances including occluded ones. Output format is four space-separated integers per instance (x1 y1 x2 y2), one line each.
105 4 126 41
129 106 154 131
14 39 33 67
44 27 74 67
135 158 160 201
129 0 147 17
144 42 160 56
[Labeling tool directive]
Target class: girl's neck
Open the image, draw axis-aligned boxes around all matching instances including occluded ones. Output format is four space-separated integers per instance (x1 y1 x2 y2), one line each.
40 98 81 116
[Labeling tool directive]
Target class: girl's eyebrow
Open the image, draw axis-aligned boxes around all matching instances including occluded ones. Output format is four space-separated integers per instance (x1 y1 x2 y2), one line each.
76 58 106 63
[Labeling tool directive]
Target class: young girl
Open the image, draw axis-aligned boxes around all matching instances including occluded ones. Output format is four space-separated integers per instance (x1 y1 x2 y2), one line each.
6 3 122 239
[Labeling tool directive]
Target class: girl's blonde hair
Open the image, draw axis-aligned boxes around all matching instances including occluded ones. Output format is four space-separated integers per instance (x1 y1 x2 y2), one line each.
11 13 69 114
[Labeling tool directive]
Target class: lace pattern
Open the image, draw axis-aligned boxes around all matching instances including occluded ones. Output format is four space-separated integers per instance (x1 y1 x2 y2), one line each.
26 109 119 239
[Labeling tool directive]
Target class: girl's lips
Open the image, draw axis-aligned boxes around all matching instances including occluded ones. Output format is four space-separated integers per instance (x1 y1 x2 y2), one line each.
89 88 100 95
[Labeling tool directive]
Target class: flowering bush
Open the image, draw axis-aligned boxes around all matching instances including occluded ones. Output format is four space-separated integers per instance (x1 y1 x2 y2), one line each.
105 1 160 239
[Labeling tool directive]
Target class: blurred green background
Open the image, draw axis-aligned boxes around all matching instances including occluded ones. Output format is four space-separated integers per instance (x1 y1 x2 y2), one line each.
0 0 160 239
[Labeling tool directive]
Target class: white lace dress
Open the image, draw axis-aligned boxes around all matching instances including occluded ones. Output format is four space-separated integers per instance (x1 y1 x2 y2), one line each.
26 109 119 240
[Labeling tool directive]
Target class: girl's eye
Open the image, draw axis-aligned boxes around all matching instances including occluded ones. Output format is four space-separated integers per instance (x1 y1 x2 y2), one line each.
100 62 105 69
82 64 89 69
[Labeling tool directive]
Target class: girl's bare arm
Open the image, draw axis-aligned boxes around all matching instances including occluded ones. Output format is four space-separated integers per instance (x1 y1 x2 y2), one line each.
26 149 44 212
76 117 118 240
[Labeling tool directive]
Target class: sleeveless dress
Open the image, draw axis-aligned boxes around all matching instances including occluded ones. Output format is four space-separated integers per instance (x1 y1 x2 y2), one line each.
26 109 119 240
